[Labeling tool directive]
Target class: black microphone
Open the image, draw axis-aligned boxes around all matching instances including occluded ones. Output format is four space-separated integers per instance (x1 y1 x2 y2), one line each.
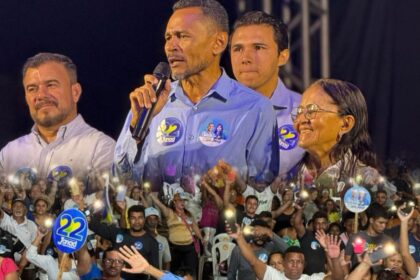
132 62 171 142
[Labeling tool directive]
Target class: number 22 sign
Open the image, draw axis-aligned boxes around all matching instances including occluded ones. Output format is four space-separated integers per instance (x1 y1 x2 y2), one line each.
53 208 88 253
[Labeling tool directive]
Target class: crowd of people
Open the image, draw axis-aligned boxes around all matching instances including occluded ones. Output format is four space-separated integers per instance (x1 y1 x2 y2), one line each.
0 0 419 280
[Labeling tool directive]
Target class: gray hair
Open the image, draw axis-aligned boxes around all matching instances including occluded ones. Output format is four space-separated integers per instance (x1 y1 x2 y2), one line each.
173 0 229 33
22 52 78 83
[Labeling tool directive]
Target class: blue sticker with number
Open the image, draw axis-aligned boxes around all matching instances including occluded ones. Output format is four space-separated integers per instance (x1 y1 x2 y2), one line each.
48 166 73 186
278 124 298 150
52 208 88 253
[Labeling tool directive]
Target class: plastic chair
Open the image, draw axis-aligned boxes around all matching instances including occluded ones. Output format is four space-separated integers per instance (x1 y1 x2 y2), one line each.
212 233 232 245
211 241 236 280
198 227 216 280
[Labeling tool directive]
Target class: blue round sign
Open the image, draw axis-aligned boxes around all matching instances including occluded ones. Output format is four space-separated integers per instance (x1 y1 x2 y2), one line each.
48 166 73 186
15 167 37 184
52 208 88 253
344 185 371 213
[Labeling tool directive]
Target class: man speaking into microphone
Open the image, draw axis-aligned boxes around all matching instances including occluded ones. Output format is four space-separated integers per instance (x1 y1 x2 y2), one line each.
114 0 279 194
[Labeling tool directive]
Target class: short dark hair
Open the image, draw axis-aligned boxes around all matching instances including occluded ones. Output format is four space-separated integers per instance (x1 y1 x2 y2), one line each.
268 251 283 262
251 219 270 229
22 52 78 83
376 189 387 197
368 204 389 220
173 0 229 33
245 195 258 204
232 11 289 52
257 211 272 219
128 205 145 218
342 211 355 223
284 246 304 258
312 211 328 223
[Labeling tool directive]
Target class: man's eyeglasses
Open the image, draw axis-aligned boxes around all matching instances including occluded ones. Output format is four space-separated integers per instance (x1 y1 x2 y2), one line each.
103 258 124 267
291 104 338 122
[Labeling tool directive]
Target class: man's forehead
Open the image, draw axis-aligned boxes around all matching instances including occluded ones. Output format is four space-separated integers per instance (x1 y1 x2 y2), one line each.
231 24 275 42
106 250 121 259
166 7 208 33
23 62 67 84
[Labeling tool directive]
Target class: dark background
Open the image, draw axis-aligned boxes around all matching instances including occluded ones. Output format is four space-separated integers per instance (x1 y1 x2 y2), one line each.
0 1 419 168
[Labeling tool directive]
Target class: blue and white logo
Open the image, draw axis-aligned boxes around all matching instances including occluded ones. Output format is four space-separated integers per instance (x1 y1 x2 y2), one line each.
258 253 268 263
311 241 320 250
134 241 143 250
48 165 73 186
158 242 164 251
116 234 124 244
156 117 183 146
198 118 230 147
278 124 298 150
344 185 371 213
409 245 416 254
52 208 88 254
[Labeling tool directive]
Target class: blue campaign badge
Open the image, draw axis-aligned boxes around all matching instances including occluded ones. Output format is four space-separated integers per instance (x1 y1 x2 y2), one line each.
52 208 88 254
311 241 320 250
344 185 371 213
48 166 73 186
116 234 124 244
46 248 54 256
134 241 143 250
0 245 6 254
156 117 183 146
198 118 229 147
15 167 37 184
158 241 163 251
278 124 298 150
258 253 268 263
409 245 416 254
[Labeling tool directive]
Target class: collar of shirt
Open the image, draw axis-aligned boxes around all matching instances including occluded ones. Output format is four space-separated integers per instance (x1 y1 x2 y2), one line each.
31 114 86 145
169 68 231 105
270 78 299 111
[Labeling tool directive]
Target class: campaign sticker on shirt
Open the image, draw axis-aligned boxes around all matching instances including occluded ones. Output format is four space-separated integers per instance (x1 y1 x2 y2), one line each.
48 166 73 186
116 234 124 244
242 217 252 226
258 253 268 263
278 124 298 150
158 241 163 251
409 245 416 254
15 167 37 184
53 208 87 253
311 241 320 250
156 117 183 146
198 118 229 147
46 248 54 256
0 245 6 254
134 241 143 250
344 185 371 213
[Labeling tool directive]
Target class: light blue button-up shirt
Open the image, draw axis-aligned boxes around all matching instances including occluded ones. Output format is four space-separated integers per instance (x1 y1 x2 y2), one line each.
271 78 305 178
114 70 279 192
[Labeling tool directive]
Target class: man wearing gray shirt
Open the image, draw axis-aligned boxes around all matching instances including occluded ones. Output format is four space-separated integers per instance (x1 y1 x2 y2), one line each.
0 52 115 181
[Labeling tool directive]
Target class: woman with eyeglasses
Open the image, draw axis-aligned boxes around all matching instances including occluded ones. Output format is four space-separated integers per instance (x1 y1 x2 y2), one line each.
291 79 394 196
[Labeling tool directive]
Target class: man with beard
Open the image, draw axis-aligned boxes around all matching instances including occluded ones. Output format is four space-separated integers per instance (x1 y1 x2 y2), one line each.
89 205 159 280
0 52 115 181
78 245 126 280
227 220 271 280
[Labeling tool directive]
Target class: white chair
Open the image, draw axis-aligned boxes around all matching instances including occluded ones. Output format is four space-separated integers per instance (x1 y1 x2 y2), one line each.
211 241 236 280
198 227 216 280
212 233 232 245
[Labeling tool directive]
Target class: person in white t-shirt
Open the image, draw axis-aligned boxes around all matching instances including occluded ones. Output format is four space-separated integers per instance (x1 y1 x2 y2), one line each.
227 224 345 280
